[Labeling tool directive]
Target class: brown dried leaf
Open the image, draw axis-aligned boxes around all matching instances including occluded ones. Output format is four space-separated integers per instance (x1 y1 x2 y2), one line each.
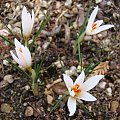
51 82 67 95
64 24 70 44
77 7 85 27
0 80 9 89
92 61 109 75
46 78 67 95
110 101 119 112
46 78 62 89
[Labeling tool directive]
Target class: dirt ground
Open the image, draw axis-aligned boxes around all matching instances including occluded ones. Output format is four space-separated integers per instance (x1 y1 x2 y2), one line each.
0 0 120 120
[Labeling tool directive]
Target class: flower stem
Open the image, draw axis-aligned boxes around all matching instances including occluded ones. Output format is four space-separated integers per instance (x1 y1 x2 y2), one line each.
25 37 29 46
31 69 39 96
27 67 38 96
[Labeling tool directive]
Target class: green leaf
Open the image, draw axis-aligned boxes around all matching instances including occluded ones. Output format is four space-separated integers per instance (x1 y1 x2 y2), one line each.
29 13 50 50
0 35 14 46
73 0 93 54
49 91 69 115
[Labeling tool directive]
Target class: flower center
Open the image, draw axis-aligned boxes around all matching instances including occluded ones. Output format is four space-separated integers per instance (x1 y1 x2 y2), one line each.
72 83 80 95
19 48 22 53
91 22 97 32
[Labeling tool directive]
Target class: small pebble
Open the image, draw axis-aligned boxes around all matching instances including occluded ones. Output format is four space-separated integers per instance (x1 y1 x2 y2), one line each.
47 95 54 105
97 31 107 39
65 0 72 7
70 66 78 76
53 61 64 68
3 60 9 66
95 0 102 4
99 81 106 89
4 75 14 83
25 106 34 117
77 65 82 73
41 0 49 8
28 39 33 44
23 103 27 106
24 85 30 91
116 79 120 84
1 103 13 113
65 70 72 76
42 41 50 50
110 101 119 112
109 83 114 87
107 1 112 6
106 87 112 96
84 35 92 41
72 7 78 14
16 6 21 12
56 1 61 9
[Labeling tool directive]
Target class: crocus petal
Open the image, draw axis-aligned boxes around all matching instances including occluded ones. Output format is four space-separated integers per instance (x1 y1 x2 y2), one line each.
74 71 85 85
22 7 27 34
69 89 75 97
76 91 96 101
67 96 76 116
91 24 114 35
23 46 32 66
16 49 27 68
23 13 31 37
63 74 73 89
86 6 98 34
10 51 20 65
31 10 34 27
14 38 22 48
81 75 104 91
94 20 103 28
22 6 34 37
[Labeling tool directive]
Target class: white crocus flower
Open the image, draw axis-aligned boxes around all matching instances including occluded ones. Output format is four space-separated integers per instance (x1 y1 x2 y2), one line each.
63 71 104 116
22 6 34 39
10 38 32 70
86 6 114 35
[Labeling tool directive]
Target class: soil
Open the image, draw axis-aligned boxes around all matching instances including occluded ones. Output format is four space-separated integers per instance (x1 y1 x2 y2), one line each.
0 0 120 120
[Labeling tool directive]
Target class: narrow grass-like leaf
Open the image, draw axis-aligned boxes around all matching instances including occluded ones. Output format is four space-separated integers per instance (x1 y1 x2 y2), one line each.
29 13 50 50
78 103 93 118
33 44 37 70
8 59 31 80
49 91 69 115
84 57 107 75
73 0 93 54
0 35 14 46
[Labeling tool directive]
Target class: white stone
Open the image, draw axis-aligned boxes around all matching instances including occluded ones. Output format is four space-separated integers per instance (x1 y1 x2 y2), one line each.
24 85 30 91
65 70 72 76
53 61 64 68
3 60 9 66
95 0 102 4
4 75 14 83
99 82 106 89
70 66 78 76
65 0 72 6
106 87 112 96
42 41 50 50
28 39 33 44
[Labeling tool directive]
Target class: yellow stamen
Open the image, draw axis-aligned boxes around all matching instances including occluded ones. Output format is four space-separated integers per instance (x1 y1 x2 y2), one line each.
72 83 80 95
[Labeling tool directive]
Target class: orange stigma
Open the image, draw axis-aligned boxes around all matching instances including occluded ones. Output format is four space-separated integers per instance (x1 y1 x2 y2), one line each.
91 22 97 32
72 83 80 95
19 48 22 53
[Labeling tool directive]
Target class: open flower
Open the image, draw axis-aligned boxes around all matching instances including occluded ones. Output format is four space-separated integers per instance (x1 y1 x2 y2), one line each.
86 6 114 35
10 38 32 69
22 6 34 39
63 71 104 116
